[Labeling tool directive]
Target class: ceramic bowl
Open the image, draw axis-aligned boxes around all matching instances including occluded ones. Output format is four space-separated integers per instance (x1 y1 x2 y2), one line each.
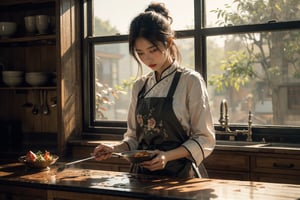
25 72 49 86
2 76 23 86
2 70 23 77
2 71 24 86
18 154 59 170
0 22 17 38
120 150 156 164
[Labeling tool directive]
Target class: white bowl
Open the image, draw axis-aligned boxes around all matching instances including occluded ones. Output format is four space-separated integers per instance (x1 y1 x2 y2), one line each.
3 76 23 86
0 22 17 38
2 70 23 77
25 72 49 86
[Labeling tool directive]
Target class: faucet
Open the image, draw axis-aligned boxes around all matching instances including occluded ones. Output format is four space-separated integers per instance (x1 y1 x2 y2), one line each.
219 99 231 133
218 99 253 142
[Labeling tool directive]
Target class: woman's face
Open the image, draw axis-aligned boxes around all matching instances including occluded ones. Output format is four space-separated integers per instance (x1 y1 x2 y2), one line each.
134 37 172 76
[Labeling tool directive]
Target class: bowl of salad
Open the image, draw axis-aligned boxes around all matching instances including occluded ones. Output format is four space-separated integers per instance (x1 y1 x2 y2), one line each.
18 150 59 170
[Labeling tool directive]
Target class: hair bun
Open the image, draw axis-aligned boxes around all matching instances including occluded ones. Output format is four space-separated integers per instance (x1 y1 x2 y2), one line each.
145 2 173 24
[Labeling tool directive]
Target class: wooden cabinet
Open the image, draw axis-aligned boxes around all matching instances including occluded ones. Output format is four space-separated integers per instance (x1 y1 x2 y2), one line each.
0 1 57 154
0 185 47 200
203 150 251 180
47 190 142 200
0 0 81 157
0 185 141 200
251 153 300 184
204 149 300 184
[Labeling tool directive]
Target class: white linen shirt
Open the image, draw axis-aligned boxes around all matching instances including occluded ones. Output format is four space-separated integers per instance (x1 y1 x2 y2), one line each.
122 61 215 166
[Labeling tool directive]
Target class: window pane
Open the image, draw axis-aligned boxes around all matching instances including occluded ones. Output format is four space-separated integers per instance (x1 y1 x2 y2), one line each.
93 0 194 36
207 31 300 126
94 43 136 121
206 0 300 28
94 38 194 121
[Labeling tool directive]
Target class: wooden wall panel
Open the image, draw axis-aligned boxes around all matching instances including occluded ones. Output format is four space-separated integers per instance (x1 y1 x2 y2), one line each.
58 0 82 156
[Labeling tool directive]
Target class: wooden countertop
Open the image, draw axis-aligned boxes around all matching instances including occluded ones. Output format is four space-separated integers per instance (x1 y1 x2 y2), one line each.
69 139 300 155
0 162 300 200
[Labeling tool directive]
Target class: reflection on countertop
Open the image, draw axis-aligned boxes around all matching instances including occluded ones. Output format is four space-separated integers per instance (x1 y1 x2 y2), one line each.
1 162 300 200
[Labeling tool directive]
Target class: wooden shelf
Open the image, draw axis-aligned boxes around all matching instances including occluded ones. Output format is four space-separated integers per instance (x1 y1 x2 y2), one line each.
0 86 56 90
0 0 82 157
0 0 55 6
0 34 56 44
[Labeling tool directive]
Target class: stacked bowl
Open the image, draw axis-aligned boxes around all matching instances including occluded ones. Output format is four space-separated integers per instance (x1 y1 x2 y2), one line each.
25 72 49 86
2 71 24 86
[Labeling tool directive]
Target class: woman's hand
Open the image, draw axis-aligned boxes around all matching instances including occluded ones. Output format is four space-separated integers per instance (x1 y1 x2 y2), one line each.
139 147 190 171
93 144 114 161
140 150 168 171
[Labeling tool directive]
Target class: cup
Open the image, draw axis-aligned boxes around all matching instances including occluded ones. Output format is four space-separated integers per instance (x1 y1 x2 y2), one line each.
24 16 36 35
35 15 49 34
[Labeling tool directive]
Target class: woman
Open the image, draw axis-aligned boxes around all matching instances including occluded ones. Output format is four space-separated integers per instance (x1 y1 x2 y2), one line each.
93 2 215 178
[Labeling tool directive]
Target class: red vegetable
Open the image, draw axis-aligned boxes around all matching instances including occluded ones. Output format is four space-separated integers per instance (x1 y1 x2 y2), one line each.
43 150 52 161
26 151 37 162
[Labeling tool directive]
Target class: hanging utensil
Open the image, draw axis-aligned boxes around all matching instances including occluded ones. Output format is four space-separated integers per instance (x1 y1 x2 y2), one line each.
42 90 49 115
32 90 39 115
50 96 57 107
22 91 33 108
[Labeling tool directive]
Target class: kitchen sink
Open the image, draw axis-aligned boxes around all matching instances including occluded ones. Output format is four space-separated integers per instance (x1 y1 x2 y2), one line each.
216 140 300 149
259 142 300 149
216 140 267 147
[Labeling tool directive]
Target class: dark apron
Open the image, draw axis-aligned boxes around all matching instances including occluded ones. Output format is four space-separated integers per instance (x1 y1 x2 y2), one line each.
131 70 204 178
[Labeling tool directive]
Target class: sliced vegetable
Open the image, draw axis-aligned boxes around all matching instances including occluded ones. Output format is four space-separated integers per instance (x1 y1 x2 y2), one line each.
25 150 53 162
26 150 37 162
43 150 52 161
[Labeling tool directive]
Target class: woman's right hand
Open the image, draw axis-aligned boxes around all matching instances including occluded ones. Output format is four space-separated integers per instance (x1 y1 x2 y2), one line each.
93 143 114 161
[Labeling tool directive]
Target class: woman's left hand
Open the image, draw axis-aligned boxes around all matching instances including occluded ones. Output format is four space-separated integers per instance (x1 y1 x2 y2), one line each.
140 150 168 171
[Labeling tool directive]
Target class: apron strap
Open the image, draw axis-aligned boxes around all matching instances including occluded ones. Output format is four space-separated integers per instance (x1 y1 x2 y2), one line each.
138 79 148 99
167 71 182 97
192 162 209 178
139 69 178 99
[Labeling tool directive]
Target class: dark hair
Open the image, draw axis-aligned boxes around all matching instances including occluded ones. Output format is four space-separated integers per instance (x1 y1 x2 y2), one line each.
129 2 181 68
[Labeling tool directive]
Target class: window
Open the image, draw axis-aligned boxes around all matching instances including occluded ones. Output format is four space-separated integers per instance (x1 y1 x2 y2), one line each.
82 0 300 135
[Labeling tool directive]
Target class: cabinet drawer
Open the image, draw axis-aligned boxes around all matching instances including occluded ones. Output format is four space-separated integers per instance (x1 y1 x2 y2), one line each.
204 151 250 171
252 156 300 175
0 185 47 200
207 170 250 181
251 172 300 184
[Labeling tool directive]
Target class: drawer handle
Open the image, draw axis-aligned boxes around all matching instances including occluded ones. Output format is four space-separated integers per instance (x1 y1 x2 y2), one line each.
273 163 294 169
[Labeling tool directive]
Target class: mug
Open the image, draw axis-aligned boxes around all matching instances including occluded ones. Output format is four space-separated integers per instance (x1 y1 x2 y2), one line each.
24 16 36 35
35 15 49 34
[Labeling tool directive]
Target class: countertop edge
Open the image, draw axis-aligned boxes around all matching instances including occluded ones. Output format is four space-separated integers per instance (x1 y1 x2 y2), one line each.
68 139 300 155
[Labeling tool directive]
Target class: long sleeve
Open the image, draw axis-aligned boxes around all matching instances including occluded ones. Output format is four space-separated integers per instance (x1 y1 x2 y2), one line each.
178 71 215 166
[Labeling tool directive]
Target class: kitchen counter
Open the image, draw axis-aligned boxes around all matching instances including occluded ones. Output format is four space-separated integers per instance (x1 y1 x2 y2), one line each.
215 140 300 154
69 139 300 154
0 162 300 200
67 139 300 184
